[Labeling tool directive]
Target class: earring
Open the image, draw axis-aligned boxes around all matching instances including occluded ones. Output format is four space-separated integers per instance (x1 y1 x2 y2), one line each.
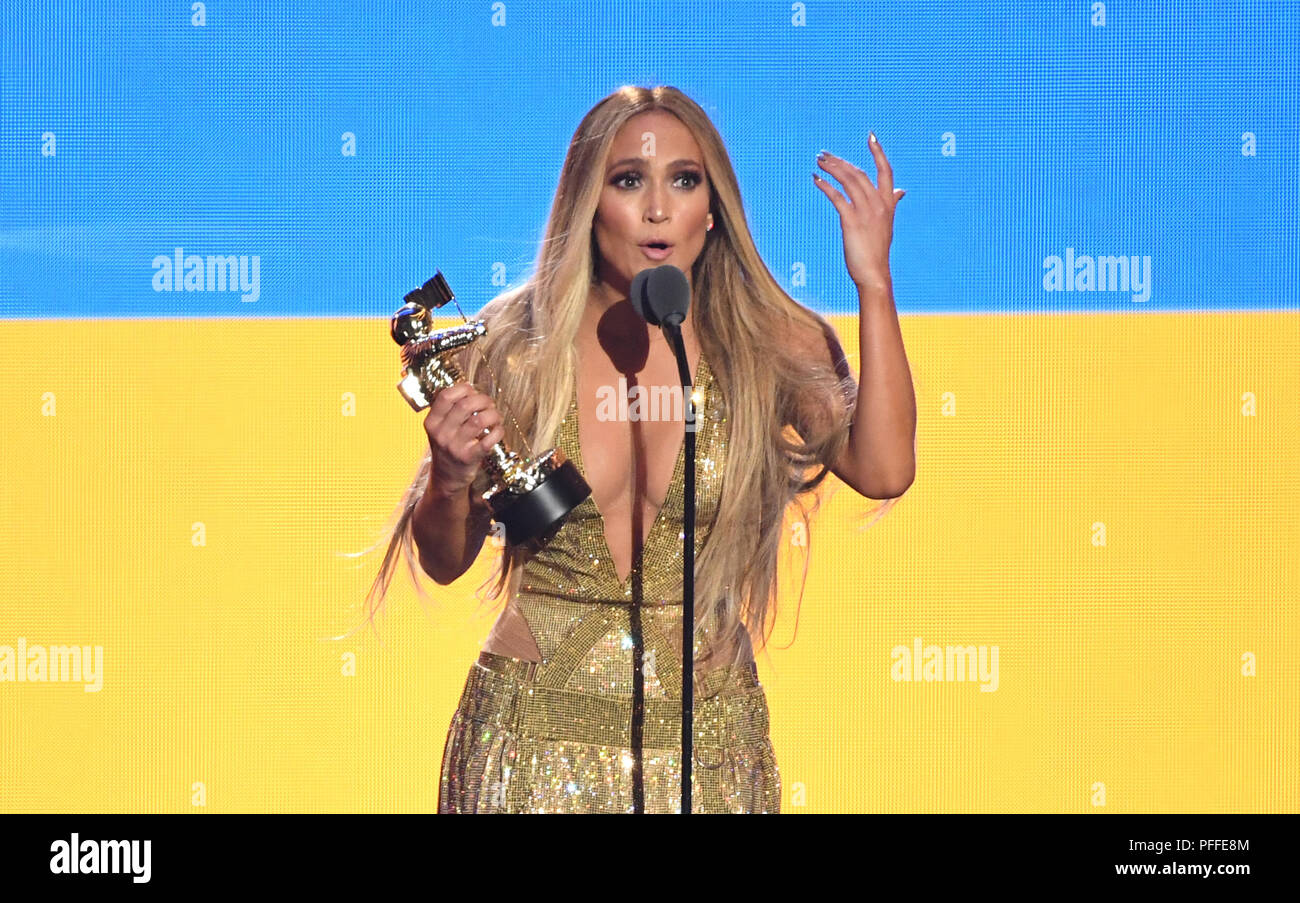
707 214 714 231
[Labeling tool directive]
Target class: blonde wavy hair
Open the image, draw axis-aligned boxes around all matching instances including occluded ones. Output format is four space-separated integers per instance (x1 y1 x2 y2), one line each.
348 85 901 669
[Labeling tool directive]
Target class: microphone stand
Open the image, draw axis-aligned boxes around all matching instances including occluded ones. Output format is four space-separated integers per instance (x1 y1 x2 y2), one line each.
662 318 695 816
629 263 698 815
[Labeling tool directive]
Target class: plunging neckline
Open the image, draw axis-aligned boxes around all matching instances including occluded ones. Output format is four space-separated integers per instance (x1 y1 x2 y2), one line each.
568 352 710 590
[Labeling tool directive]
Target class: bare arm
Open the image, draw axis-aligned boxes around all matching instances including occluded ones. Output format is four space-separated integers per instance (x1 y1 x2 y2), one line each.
792 306 915 500
410 357 505 584
411 473 493 585
810 139 916 498
844 278 916 497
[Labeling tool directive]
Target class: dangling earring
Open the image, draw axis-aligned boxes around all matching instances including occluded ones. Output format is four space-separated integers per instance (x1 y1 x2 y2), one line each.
707 214 714 232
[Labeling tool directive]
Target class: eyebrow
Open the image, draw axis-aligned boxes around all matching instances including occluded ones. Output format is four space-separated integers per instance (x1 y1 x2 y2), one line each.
605 157 703 173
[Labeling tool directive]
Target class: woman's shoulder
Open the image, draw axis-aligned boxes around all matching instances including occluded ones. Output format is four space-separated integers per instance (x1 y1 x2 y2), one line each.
786 310 849 380
459 284 534 381
784 311 855 436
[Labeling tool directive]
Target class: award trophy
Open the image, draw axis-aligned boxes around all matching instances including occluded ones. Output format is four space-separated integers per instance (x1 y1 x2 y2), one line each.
391 271 591 547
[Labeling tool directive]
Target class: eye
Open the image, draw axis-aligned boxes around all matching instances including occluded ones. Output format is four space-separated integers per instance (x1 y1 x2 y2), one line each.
611 170 704 190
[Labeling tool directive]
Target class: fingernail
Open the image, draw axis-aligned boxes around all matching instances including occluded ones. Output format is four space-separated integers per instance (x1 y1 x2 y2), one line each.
869 131 877 145
816 150 827 160
812 171 822 181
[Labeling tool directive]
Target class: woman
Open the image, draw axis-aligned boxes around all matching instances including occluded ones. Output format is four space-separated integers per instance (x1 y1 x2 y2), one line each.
362 85 916 813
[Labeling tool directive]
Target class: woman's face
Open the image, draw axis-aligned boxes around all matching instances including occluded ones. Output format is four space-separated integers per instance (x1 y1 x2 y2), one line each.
592 110 713 295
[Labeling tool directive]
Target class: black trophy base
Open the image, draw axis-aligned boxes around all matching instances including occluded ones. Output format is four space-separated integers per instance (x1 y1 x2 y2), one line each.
496 457 591 548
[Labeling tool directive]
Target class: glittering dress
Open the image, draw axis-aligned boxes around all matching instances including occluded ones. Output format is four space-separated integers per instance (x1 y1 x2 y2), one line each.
438 354 781 813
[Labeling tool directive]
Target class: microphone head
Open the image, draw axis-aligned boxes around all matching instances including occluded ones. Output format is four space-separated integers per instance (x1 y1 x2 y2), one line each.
629 264 691 327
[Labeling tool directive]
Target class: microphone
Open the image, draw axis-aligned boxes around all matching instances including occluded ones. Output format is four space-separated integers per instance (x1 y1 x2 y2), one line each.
629 264 690 327
627 263 697 817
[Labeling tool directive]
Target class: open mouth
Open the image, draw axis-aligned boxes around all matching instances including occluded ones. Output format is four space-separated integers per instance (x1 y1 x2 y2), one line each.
642 242 671 250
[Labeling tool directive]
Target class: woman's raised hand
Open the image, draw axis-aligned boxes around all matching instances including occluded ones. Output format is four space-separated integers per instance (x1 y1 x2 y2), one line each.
422 383 506 499
812 131 904 293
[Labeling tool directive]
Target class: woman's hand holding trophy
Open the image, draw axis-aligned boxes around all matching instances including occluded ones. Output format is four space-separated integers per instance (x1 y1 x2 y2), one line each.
391 271 590 548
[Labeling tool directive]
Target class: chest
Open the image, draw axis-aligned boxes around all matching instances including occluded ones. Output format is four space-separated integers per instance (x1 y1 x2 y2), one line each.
573 348 694 516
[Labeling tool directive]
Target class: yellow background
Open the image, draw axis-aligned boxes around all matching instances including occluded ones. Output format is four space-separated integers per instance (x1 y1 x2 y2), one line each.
1 312 1296 812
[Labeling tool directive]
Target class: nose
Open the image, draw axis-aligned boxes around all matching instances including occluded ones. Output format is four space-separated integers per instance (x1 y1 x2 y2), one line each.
644 186 668 222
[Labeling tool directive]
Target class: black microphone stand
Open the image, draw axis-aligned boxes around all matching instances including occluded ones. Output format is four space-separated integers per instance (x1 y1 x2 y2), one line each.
628 264 697 816
661 317 695 816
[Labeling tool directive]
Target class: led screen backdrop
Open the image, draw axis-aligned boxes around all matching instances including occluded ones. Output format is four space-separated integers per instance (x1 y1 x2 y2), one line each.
2 0 1296 813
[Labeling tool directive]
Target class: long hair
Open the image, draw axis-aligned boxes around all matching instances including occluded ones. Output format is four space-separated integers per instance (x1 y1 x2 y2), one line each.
345 85 901 668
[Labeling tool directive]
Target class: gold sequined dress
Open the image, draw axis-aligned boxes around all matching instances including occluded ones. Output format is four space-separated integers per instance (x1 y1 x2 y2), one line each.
438 354 781 813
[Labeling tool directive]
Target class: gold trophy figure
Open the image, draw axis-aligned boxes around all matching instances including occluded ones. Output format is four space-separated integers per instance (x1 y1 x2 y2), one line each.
392 271 591 547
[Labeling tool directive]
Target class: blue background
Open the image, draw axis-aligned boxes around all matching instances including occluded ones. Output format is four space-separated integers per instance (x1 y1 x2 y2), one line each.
2 0 1296 318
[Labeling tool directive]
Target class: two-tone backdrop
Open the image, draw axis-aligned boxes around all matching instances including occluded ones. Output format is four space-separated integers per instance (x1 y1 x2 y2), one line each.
1 0 1296 812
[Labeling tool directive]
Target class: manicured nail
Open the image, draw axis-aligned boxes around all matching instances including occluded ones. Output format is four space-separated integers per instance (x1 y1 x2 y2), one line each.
869 131 877 145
